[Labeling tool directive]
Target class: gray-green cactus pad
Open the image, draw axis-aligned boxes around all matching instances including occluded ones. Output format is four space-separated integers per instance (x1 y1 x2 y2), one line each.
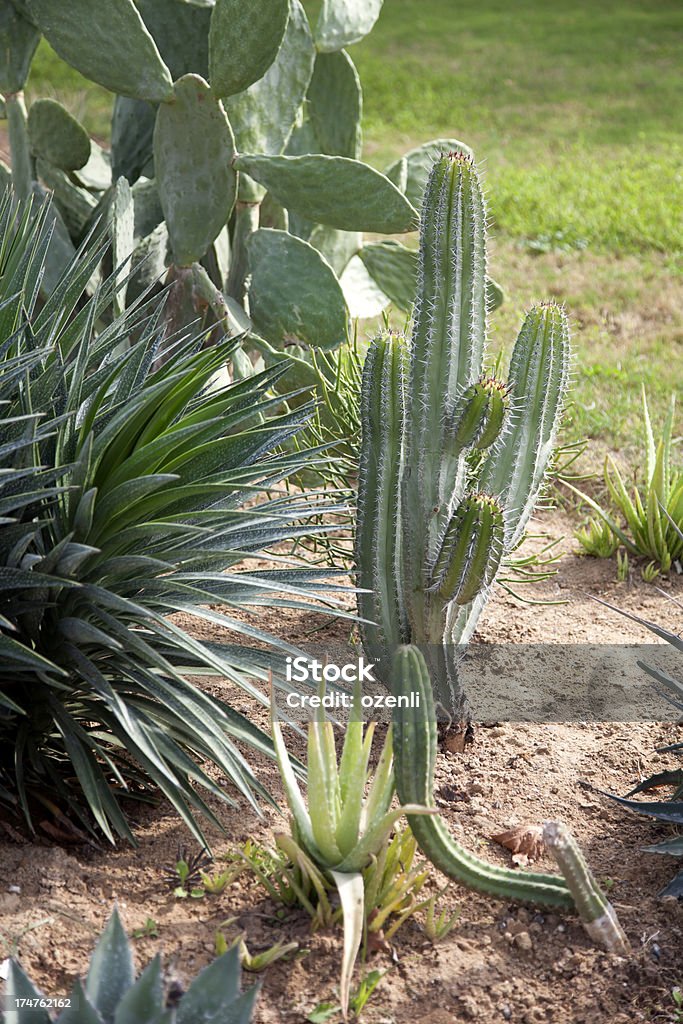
28 98 91 171
154 74 236 267
235 153 418 233
308 50 362 158
209 0 289 98
314 0 384 52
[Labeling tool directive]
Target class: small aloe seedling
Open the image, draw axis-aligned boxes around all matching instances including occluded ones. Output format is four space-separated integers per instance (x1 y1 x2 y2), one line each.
272 684 432 1017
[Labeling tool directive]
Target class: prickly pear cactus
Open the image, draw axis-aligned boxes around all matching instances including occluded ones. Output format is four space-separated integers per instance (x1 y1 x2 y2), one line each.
356 152 570 712
4 0 503 373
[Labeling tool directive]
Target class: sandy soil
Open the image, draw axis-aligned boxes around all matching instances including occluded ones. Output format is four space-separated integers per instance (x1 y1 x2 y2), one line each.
1 511 682 1024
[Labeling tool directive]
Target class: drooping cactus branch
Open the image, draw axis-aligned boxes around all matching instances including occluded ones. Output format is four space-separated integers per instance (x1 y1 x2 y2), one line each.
356 152 570 712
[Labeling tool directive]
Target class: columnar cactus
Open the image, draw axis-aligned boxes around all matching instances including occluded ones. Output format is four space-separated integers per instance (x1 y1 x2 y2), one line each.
356 151 570 712
0 0 504 373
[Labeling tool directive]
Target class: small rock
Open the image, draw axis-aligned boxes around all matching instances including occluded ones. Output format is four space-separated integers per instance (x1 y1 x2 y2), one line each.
500 1005 512 1021
513 931 533 951
7 884 20 894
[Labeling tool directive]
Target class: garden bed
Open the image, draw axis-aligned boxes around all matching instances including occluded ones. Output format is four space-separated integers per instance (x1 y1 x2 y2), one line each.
2 510 682 1023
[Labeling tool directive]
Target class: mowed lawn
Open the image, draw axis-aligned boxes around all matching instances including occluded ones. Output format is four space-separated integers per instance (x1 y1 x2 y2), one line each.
27 0 683 457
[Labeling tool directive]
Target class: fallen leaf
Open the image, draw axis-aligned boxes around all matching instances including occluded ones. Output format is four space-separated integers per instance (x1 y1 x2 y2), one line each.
491 824 546 862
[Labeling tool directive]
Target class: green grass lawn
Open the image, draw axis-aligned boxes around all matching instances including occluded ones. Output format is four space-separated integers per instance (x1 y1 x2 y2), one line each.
26 0 682 458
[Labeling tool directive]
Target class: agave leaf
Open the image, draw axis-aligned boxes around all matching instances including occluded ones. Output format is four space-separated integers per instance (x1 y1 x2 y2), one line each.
175 947 254 1022
55 980 103 1024
85 909 135 1023
113 956 163 1024
643 835 683 857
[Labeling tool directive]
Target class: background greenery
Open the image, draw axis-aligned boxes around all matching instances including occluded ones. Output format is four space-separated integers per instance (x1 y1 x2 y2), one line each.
23 0 683 459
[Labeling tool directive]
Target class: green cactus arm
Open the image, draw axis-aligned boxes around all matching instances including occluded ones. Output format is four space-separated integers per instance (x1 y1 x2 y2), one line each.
404 152 487 542
392 645 575 908
543 821 630 954
355 332 409 664
479 302 570 548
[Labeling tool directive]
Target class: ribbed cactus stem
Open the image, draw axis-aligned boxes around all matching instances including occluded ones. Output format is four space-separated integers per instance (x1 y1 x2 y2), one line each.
393 645 574 908
430 492 505 605
356 331 408 668
543 822 631 954
403 152 488 580
450 377 509 452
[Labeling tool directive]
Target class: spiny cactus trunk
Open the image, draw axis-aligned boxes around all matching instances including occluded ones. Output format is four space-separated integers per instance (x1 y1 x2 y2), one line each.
356 152 570 713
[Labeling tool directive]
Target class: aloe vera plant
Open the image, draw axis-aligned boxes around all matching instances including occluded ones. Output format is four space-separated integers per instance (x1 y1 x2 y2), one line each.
1 0 503 373
356 152 570 710
271 685 431 1016
0 190 350 845
4 908 259 1023
571 388 682 574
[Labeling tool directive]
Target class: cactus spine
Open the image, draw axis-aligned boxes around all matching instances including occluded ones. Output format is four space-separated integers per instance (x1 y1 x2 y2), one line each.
357 152 570 710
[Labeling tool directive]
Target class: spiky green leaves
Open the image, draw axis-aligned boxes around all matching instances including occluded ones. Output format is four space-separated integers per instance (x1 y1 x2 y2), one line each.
154 74 236 266
247 228 347 350
235 153 417 233
429 494 505 605
28 99 91 171
28 0 174 102
314 0 384 52
6 910 259 1024
209 0 289 98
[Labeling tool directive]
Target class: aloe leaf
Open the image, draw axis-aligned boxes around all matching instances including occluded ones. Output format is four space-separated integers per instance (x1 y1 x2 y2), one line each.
85 909 135 1023
226 0 314 157
28 98 91 171
235 153 418 233
209 0 289 98
28 0 174 102
314 0 383 52
330 870 364 1018
308 49 362 158
385 138 474 211
154 74 237 267
308 722 343 864
271 714 318 857
246 228 348 350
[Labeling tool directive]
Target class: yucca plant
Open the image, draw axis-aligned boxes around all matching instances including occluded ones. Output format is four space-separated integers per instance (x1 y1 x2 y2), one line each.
271 684 431 1016
5 908 259 1023
0 190 351 846
571 388 682 573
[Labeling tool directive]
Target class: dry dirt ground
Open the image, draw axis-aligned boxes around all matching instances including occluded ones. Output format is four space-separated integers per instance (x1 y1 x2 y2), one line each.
1 511 683 1024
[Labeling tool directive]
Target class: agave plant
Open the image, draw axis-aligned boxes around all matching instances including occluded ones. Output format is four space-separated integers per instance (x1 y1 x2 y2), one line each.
0 189 351 845
271 683 431 1016
571 387 682 574
4 908 259 1023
